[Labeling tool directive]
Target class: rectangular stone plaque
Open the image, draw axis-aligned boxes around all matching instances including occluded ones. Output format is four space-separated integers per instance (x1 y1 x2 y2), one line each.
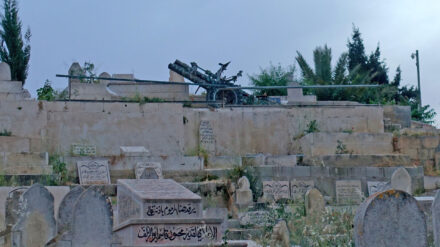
336 180 363 205
71 143 96 156
367 181 390 196
263 181 290 200
199 120 215 154
134 224 220 245
290 179 314 200
77 160 110 185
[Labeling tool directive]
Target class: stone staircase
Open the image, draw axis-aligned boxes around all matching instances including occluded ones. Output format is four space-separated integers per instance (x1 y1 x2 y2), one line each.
0 136 51 175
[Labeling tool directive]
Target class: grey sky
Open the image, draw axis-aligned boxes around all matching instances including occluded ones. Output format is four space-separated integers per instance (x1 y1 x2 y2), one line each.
18 0 440 125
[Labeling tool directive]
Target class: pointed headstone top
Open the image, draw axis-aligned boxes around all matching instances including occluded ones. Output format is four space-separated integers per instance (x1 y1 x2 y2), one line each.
391 167 412 194
0 62 11 81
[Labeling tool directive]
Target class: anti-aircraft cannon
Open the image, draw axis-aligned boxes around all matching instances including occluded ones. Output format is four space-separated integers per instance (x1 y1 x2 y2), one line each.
168 60 248 104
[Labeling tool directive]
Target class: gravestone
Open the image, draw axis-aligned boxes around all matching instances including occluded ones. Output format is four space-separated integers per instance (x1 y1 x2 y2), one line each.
57 186 85 235
367 181 390 196
77 160 111 185
68 63 83 84
114 179 222 246
354 190 427 247
263 181 290 201
432 190 440 247
135 162 163 179
238 211 270 226
290 179 314 200
11 184 56 247
0 62 11 81
391 167 412 194
71 187 113 247
305 188 325 218
235 176 253 208
271 220 290 247
336 180 363 204
71 143 96 156
98 72 111 84
199 120 215 154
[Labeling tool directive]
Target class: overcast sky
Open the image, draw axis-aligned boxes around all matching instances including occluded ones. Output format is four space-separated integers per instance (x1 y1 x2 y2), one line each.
17 0 440 125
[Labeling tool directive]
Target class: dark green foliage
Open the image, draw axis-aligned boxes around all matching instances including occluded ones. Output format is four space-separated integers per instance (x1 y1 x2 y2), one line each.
248 63 295 96
347 25 367 72
0 0 30 85
305 120 319 133
0 129 11 136
37 80 55 101
81 62 98 83
296 26 436 124
228 165 262 201
49 155 69 185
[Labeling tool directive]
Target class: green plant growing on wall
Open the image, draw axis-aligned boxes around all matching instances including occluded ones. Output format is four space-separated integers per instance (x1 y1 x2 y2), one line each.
0 129 11 136
336 140 351 154
49 154 69 185
305 120 319 134
37 80 55 101
228 165 262 201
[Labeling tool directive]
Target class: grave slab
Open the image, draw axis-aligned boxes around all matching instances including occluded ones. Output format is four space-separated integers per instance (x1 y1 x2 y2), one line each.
117 179 202 225
367 181 390 196
336 180 363 205
262 181 289 201
290 179 314 200
77 159 111 185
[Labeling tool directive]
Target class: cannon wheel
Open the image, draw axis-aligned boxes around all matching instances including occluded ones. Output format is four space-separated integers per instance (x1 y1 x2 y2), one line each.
215 89 238 104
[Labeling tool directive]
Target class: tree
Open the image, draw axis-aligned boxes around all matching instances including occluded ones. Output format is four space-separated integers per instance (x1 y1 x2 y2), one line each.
347 25 367 72
0 0 30 85
248 63 295 96
295 26 436 124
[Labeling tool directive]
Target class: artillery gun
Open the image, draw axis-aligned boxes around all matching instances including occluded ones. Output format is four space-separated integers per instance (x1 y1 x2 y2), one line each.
168 60 248 104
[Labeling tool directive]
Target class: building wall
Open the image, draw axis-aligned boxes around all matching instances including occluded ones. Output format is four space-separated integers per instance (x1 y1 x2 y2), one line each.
0 100 385 158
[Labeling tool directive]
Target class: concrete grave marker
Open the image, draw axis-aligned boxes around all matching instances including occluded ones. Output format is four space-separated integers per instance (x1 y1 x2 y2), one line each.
57 186 84 235
12 184 56 247
305 188 325 218
367 181 390 196
114 179 222 246
117 179 202 224
135 162 163 179
290 179 314 200
0 62 11 81
235 176 253 208
432 190 440 247
71 187 113 247
336 180 363 204
391 167 412 194
199 120 215 154
263 181 290 201
77 159 110 185
354 190 427 247
238 211 270 226
71 143 96 156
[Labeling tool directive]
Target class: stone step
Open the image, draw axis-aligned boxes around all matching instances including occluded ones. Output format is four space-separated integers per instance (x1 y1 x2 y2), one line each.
303 154 412 167
0 152 51 175
0 136 30 153
225 228 262 241
300 132 394 156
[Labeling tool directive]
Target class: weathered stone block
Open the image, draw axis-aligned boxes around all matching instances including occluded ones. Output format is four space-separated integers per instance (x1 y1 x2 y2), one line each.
262 181 289 201
77 159 111 185
290 179 314 200
265 155 297 166
335 180 363 205
391 167 412 194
